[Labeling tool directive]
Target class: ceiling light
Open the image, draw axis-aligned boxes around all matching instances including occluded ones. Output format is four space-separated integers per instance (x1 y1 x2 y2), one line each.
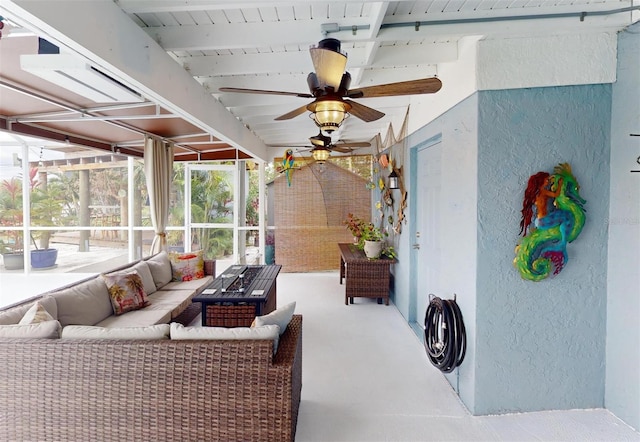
308 99 351 133
311 146 331 163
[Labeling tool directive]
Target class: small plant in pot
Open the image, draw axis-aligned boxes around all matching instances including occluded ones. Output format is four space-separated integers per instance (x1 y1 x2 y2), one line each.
29 169 65 269
343 213 389 259
0 177 25 270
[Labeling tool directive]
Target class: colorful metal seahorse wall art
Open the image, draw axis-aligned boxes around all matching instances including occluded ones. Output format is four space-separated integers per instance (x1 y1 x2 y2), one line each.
514 163 587 281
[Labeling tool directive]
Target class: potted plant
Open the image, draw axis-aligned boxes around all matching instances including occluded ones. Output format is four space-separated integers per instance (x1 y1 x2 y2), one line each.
0 177 25 270
29 168 65 268
343 213 388 259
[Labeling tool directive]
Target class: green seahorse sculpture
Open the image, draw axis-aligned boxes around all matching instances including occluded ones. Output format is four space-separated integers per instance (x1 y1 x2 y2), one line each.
514 163 586 281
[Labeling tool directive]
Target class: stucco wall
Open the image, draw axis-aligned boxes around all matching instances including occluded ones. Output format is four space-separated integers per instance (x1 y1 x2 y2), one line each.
391 31 637 428
475 85 611 414
606 22 640 431
391 94 479 410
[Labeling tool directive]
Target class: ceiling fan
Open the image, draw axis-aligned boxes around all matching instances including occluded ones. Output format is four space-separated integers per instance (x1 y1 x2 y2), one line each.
277 131 371 153
219 38 442 131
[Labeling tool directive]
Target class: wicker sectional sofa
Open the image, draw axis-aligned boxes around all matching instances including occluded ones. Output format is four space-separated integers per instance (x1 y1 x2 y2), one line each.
0 252 303 442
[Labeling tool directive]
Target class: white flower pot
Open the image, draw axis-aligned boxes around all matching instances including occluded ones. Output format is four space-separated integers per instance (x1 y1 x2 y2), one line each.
363 240 383 259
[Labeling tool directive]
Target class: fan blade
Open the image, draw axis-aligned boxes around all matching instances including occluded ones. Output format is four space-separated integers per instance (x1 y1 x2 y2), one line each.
219 87 313 98
340 141 371 148
331 142 370 153
329 145 353 153
345 99 385 122
347 77 442 98
274 104 310 121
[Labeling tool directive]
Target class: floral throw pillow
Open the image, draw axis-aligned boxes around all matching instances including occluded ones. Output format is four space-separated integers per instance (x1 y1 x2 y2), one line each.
168 250 205 281
102 271 149 316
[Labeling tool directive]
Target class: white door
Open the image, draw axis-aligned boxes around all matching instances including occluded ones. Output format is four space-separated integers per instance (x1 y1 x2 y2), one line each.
413 142 442 331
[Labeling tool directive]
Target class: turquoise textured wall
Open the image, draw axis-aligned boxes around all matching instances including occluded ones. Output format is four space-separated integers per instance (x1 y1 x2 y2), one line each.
474 85 611 414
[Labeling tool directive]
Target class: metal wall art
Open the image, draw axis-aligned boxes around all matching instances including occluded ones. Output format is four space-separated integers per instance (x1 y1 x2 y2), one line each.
514 163 587 281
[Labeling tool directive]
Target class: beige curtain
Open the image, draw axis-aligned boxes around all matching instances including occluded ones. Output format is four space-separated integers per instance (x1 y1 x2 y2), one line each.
144 135 174 255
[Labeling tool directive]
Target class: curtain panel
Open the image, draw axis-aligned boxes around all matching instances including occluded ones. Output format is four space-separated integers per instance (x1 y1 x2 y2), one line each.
144 135 174 255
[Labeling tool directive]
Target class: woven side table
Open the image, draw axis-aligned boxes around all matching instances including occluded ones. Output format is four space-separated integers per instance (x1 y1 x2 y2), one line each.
338 243 396 305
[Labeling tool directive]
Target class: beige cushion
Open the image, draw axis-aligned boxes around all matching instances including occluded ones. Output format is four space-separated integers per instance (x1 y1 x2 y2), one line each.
94 308 171 328
145 251 172 289
102 271 150 316
170 323 280 353
105 261 156 296
168 250 205 281
147 290 195 319
61 324 170 340
0 296 58 325
19 301 55 325
160 275 213 292
52 278 113 326
253 302 296 335
0 320 61 339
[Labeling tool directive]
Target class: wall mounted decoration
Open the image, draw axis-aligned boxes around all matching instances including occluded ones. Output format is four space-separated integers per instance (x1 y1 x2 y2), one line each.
514 163 586 281
390 164 407 234
281 148 295 187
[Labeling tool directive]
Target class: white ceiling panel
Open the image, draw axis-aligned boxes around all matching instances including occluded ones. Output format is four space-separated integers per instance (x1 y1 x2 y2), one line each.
1 0 638 161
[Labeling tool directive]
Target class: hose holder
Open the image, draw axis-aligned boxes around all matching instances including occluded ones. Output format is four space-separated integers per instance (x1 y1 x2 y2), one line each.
423 294 467 373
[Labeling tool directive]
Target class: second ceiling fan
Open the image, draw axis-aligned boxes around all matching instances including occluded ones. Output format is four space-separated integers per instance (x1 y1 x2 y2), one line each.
219 38 442 132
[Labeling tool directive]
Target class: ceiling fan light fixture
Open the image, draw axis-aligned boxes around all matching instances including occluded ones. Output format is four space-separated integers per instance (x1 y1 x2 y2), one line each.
310 38 347 90
311 146 331 163
308 99 351 133
309 131 332 147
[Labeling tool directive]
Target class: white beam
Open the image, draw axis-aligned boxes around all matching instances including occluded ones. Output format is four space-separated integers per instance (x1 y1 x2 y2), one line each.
184 51 312 76
180 42 456 76
145 20 369 51
118 1 379 14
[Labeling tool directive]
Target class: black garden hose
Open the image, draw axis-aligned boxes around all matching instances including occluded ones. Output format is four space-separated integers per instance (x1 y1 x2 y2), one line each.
424 295 466 373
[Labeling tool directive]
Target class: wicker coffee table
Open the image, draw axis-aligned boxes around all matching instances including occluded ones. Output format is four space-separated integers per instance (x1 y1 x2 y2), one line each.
338 243 396 305
192 264 281 327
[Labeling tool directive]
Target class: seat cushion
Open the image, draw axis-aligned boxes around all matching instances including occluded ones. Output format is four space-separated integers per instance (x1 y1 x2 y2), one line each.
160 275 213 292
52 278 113 327
0 295 58 325
170 323 280 353
94 308 171 328
148 290 196 319
145 251 173 289
61 324 170 340
0 320 61 339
